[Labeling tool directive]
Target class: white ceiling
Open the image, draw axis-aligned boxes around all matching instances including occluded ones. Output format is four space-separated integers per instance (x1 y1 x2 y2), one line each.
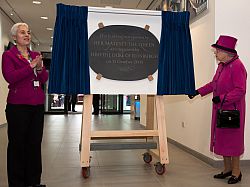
0 0 160 51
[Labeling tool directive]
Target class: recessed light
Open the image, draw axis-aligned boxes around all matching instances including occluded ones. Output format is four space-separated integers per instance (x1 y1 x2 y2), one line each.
51 36 53 39
33 1 42 4
40 16 48 20
10 10 14 16
46 28 53 31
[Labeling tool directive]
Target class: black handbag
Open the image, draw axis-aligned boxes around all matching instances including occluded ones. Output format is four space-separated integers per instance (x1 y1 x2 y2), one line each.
216 97 240 128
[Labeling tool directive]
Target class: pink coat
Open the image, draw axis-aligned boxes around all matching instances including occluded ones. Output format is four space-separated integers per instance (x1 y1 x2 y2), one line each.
2 46 48 105
198 56 247 156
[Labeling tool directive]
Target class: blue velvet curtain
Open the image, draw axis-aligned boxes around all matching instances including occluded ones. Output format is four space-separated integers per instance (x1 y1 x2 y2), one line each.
48 4 90 94
157 11 195 95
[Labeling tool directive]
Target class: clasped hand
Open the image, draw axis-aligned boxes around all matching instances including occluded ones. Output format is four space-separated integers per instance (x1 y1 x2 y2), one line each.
30 55 43 70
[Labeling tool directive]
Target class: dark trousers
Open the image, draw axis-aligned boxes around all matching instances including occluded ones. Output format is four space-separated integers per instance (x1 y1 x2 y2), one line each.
71 94 77 111
5 104 45 187
92 94 100 114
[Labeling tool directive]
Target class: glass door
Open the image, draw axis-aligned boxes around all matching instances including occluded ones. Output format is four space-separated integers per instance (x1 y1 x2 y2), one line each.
101 94 123 114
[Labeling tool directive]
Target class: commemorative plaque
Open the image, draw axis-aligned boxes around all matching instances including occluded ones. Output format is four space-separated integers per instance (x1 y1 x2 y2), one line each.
89 25 159 81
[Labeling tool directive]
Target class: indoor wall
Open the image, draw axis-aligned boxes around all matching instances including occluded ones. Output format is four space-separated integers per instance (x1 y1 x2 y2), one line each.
215 0 250 159
159 0 250 161
0 11 12 126
140 0 215 160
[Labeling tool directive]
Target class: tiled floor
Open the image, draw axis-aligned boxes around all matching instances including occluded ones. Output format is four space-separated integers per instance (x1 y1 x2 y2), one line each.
0 114 249 187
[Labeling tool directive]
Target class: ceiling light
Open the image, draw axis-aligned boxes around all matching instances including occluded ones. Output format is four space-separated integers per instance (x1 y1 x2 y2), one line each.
46 28 53 31
40 16 48 20
51 36 53 39
33 1 42 4
10 10 14 16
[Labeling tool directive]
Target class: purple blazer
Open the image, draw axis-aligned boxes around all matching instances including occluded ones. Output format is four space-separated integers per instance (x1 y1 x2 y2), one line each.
2 46 48 105
198 56 247 156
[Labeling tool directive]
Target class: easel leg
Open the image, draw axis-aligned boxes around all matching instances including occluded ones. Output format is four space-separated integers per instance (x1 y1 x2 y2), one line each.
80 94 93 167
155 95 169 164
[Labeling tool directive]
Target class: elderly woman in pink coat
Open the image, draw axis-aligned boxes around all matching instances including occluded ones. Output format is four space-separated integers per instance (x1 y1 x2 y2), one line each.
189 35 247 184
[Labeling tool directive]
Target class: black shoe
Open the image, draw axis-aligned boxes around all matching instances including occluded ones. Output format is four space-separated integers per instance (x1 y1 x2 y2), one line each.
72 110 77 112
228 173 242 184
214 171 232 179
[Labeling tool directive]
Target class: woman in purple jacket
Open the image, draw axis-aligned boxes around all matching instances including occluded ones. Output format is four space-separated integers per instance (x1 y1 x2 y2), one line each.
189 35 247 184
2 23 48 187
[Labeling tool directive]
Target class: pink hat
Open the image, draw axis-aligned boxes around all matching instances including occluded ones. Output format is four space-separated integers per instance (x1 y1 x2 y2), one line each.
211 35 237 54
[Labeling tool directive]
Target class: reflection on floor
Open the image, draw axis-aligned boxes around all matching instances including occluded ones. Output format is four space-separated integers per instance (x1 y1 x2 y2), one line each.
0 114 249 187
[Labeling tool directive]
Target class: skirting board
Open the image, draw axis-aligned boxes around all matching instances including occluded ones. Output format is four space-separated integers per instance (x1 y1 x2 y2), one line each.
168 138 250 168
0 123 7 128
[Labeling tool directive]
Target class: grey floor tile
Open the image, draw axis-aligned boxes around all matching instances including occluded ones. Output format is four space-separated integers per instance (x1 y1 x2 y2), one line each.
1 113 250 187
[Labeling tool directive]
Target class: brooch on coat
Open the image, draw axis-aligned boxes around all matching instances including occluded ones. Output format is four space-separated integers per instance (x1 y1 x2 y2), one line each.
17 54 25 60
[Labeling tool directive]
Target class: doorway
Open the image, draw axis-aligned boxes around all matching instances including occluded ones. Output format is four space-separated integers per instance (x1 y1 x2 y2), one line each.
100 95 131 114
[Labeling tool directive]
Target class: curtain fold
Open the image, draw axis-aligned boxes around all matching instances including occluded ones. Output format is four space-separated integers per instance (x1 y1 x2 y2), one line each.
157 11 195 95
48 3 90 94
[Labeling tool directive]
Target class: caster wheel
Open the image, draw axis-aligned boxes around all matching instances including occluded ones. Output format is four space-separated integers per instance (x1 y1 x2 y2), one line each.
82 167 90 178
154 162 165 175
143 152 152 163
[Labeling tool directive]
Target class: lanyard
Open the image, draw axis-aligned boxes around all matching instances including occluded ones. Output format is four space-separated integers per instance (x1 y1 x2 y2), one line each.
18 50 37 77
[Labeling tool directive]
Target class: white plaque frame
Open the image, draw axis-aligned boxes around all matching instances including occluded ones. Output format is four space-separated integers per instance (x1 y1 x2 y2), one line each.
88 7 161 94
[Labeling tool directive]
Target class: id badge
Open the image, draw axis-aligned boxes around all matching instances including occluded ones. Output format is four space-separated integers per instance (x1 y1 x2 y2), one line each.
33 80 39 87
